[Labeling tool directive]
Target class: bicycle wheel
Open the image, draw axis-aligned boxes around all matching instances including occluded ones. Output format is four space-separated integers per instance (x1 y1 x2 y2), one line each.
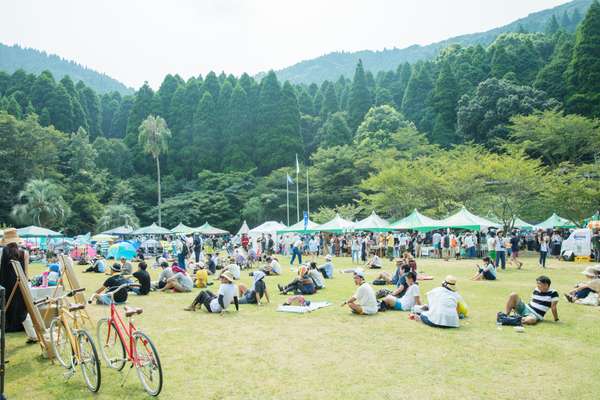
133 331 163 396
96 317 126 371
49 317 73 369
77 330 101 393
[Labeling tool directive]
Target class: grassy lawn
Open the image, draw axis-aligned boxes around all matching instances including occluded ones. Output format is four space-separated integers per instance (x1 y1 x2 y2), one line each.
5 254 600 399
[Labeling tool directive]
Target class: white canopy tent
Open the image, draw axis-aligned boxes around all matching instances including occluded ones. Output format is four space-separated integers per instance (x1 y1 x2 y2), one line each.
248 221 287 250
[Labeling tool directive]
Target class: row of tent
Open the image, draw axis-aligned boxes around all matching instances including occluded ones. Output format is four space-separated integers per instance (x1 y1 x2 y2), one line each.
1 209 582 242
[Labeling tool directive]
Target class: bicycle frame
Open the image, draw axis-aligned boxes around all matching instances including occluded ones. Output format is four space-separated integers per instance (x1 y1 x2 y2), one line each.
105 303 143 367
55 300 85 366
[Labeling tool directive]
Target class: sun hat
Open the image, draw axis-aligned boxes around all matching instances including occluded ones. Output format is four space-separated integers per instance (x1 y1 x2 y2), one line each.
110 263 122 272
220 271 234 283
582 266 599 278
443 275 457 291
353 268 365 279
1 228 22 246
325 255 332 261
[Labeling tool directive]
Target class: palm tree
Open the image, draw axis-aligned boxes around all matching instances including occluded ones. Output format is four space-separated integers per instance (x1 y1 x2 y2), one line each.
11 179 70 227
97 204 139 231
138 115 171 226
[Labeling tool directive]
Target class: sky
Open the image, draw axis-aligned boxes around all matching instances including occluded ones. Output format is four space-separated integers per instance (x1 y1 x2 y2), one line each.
1 0 570 89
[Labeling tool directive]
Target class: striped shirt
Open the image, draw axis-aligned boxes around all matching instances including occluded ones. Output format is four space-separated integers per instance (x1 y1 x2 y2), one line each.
528 289 559 318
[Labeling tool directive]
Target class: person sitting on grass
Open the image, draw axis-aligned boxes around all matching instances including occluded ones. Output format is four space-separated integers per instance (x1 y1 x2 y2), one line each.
366 254 383 269
564 266 600 303
119 256 133 276
277 265 316 295
184 271 239 314
131 261 151 295
318 254 334 278
308 262 325 290
194 262 210 288
503 275 559 325
91 263 130 305
83 256 106 273
380 271 421 311
160 265 194 293
220 257 241 280
374 258 407 285
153 261 173 290
260 256 282 276
238 271 270 305
471 256 497 281
341 268 378 315
415 275 465 328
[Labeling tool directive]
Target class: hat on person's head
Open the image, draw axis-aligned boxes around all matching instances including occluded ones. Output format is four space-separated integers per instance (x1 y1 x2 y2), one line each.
110 263 122 273
325 255 332 261
220 271 234 283
0 228 22 246
582 266 599 278
353 268 365 279
443 275 457 291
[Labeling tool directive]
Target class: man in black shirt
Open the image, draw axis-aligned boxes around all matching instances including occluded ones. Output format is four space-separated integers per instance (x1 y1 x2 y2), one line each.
132 262 151 295
92 263 130 304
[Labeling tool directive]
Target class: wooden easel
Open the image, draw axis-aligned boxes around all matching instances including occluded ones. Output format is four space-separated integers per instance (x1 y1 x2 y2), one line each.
57 255 94 328
6 260 53 360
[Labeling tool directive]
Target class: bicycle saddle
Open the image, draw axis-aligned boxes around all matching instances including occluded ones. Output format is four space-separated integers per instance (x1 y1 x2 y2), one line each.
125 306 144 317
68 303 86 312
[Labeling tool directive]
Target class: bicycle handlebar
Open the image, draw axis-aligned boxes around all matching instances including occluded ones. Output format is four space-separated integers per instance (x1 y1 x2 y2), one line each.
88 283 140 303
33 287 87 306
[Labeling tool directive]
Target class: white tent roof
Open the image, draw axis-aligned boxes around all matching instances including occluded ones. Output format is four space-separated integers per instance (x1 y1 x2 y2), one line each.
249 221 287 235
236 220 250 236
437 207 501 230
277 219 321 233
317 214 354 233
351 211 390 232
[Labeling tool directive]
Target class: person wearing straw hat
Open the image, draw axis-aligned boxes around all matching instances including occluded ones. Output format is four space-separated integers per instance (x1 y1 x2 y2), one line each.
184 271 239 314
277 264 316 295
0 228 37 342
415 275 466 328
564 266 600 303
341 268 378 315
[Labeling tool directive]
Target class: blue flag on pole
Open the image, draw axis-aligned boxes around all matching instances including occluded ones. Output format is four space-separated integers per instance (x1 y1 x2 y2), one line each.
303 211 308 230
287 174 294 184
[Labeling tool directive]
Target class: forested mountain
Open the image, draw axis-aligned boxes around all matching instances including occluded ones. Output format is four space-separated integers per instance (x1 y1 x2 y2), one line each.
0 43 133 95
274 0 592 84
1 1 600 236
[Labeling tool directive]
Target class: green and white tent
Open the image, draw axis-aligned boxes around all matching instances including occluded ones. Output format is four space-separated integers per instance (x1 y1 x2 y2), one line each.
277 218 321 234
170 223 196 235
131 223 172 236
101 225 134 236
534 213 577 230
390 209 441 232
437 207 501 230
236 220 250 236
351 211 391 232
196 222 229 235
511 217 534 230
317 214 354 233
17 225 64 238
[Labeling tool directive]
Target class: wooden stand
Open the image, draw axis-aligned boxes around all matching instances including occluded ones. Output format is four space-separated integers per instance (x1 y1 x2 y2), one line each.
57 255 94 328
6 261 53 360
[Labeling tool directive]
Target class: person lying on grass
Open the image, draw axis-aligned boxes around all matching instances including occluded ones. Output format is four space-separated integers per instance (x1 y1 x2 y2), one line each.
380 271 421 311
318 254 334 278
277 265 316 295
341 268 378 315
503 275 559 325
471 256 497 281
414 275 466 328
366 254 383 269
184 271 239 314
91 263 130 305
238 271 270 306
564 266 600 303
160 265 194 293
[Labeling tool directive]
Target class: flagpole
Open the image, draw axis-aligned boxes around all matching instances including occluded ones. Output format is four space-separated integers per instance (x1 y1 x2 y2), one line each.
306 169 310 216
286 174 290 226
296 154 300 222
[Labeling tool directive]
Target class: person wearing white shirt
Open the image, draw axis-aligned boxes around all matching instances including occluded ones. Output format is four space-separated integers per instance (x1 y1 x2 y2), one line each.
381 271 421 311
417 275 465 328
366 254 383 269
342 268 378 315
260 256 281 275
184 271 239 314
222 259 241 280
290 236 303 266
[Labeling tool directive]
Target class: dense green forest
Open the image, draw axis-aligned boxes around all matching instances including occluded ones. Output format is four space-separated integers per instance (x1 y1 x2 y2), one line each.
0 43 133 95
1 2 600 235
274 0 591 83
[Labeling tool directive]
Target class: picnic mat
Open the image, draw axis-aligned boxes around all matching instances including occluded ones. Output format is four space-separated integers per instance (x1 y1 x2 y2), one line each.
417 274 434 280
277 301 332 314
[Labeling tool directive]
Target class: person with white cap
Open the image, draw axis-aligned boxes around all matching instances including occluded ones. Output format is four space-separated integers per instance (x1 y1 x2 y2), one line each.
0 228 38 342
564 266 600 303
184 271 239 314
341 268 378 315
238 271 270 305
416 275 466 328
318 254 334 278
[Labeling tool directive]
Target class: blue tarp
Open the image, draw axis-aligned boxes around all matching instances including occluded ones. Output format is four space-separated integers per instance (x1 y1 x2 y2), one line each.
107 242 136 260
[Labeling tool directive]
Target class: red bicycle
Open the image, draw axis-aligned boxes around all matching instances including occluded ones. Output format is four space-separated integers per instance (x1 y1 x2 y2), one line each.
93 283 163 396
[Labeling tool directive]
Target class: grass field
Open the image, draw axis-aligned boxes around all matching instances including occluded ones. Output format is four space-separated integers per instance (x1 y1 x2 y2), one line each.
5 254 600 399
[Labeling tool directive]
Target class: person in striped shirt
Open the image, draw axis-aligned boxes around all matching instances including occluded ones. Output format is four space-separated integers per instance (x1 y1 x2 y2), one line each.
504 275 559 325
